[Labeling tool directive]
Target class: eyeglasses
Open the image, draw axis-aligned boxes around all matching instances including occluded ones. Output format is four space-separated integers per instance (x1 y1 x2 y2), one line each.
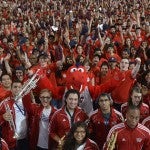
40 96 51 100
74 130 86 134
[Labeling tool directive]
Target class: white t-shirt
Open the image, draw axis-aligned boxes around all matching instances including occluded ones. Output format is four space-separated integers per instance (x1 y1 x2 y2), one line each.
37 107 51 149
14 98 27 140
77 143 86 150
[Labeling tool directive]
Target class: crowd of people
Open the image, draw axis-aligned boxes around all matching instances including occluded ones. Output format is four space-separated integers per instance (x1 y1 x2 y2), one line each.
0 0 149 149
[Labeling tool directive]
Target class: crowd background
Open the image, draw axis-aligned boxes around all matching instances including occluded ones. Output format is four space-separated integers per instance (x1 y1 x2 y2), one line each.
0 0 149 150
0 0 149 92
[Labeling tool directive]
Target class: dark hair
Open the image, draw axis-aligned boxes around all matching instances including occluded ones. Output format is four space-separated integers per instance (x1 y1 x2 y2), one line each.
100 61 109 68
128 86 142 107
98 93 113 105
76 44 83 49
63 56 74 70
65 89 80 99
12 80 22 87
15 66 25 74
63 122 88 150
0 64 3 70
75 55 84 66
126 104 140 114
93 53 101 60
82 58 92 69
145 60 150 70
0 73 12 82
140 70 150 89
122 48 130 55
37 53 48 61
64 89 80 105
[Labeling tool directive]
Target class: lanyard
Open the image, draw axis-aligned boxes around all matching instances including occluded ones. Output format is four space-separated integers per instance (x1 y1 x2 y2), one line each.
15 102 26 116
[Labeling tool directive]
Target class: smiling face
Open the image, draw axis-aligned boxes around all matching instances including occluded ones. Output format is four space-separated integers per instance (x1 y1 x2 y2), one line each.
74 127 86 144
1 74 12 89
38 56 49 67
15 70 24 81
39 90 52 108
66 93 79 111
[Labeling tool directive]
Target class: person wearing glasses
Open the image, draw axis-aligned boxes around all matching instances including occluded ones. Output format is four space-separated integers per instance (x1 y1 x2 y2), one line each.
23 88 57 150
121 86 149 123
62 122 99 150
49 89 88 150
88 93 123 149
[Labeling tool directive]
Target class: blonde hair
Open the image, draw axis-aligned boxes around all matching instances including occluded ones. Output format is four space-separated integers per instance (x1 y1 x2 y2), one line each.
40 89 52 96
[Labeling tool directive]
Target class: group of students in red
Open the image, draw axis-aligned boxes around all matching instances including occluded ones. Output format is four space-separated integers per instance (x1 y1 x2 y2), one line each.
0 81 150 150
0 0 149 150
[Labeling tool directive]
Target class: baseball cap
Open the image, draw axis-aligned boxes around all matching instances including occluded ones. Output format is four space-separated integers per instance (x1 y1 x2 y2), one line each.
108 57 117 62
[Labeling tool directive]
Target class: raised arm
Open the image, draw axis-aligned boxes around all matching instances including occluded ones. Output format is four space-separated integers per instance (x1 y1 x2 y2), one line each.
131 57 141 78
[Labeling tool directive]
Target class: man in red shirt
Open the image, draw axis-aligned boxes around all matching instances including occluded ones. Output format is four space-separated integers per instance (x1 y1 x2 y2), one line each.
88 93 123 149
111 57 141 111
103 105 150 150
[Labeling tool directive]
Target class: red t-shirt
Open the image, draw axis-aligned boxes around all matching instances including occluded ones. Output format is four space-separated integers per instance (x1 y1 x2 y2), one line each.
0 85 11 103
111 70 136 104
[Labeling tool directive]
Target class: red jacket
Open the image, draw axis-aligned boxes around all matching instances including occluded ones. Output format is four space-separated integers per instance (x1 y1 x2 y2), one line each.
121 102 149 122
142 116 150 130
0 85 11 103
111 70 136 104
83 138 99 150
1 138 9 150
0 97 28 149
143 94 150 108
88 108 123 149
103 122 150 150
23 94 57 150
49 106 88 149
